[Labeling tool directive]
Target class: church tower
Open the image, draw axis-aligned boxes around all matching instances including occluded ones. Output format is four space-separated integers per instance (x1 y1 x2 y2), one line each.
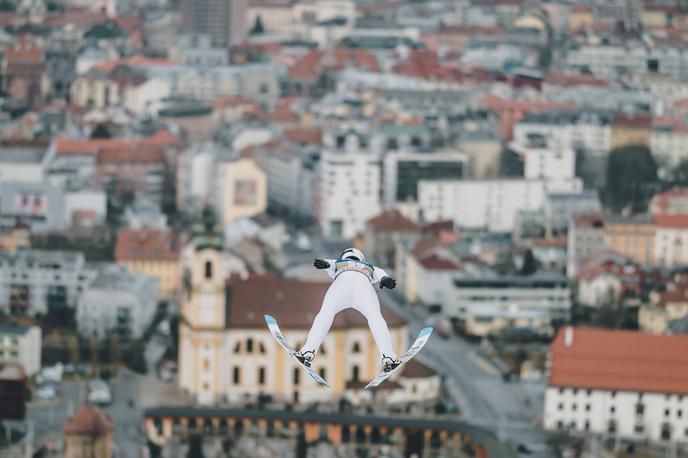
178 207 226 404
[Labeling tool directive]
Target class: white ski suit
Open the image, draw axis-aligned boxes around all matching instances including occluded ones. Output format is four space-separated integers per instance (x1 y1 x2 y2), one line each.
300 259 397 359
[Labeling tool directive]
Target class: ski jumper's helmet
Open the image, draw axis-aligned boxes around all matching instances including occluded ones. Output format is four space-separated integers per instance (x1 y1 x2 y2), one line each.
340 248 365 263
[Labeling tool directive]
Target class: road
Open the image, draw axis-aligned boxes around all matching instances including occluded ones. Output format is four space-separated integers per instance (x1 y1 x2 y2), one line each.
381 293 553 457
27 368 145 458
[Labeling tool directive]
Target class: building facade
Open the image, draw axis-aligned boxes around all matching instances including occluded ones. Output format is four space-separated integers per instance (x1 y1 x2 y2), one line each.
181 0 248 47
0 250 97 315
0 324 41 376
544 327 688 443
318 151 381 239
77 265 158 340
604 215 656 266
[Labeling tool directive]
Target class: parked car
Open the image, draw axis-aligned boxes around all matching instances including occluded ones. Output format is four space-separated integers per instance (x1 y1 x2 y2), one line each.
35 381 59 400
87 379 111 406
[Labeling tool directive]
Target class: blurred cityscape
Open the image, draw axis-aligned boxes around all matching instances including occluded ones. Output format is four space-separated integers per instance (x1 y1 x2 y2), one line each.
1 0 688 457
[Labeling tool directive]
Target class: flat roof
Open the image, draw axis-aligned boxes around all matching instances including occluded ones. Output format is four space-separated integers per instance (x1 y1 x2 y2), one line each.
0 324 31 335
0 148 48 164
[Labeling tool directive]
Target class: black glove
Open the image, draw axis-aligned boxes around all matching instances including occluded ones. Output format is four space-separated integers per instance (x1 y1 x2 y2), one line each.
314 259 330 269
380 276 396 290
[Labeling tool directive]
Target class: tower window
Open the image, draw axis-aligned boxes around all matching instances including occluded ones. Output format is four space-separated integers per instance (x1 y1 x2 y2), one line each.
259 342 266 354
293 368 300 385
247 338 253 353
352 342 360 353
258 367 266 385
352 365 360 382
233 367 241 384
205 261 213 279
319 367 326 380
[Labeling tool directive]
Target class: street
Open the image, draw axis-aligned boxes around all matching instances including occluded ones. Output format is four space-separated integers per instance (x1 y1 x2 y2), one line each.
27 368 145 458
381 292 552 457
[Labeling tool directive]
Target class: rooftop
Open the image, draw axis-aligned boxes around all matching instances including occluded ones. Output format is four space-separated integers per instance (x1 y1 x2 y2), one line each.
367 209 421 232
0 363 25 381
115 229 180 262
0 324 32 335
64 405 115 436
0 148 48 164
226 274 405 330
549 327 688 395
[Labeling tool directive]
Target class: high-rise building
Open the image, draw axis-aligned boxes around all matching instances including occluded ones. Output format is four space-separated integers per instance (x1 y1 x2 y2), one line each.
181 0 248 47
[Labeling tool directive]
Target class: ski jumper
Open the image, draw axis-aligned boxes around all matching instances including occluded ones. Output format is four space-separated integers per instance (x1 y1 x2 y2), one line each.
300 259 398 359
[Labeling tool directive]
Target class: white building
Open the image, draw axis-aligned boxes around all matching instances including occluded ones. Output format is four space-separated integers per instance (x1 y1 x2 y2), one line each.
544 327 688 443
253 146 319 221
0 324 41 376
0 147 54 184
76 265 158 340
0 250 97 315
566 213 605 279
512 109 613 158
176 142 218 213
566 44 688 82
509 140 575 181
318 151 381 239
382 150 469 205
64 190 107 227
650 120 688 169
654 215 688 269
545 191 601 233
448 273 571 337
418 178 583 233
169 34 228 67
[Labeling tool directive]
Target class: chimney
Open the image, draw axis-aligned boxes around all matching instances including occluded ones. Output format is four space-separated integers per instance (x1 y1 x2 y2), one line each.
564 326 574 347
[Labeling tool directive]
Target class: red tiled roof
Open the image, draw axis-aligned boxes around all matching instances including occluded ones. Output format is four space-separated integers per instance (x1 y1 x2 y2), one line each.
549 327 688 395
656 214 688 228
418 254 458 271
43 9 107 29
533 237 567 248
612 114 651 129
651 186 688 211
545 71 608 88
411 239 438 258
367 210 421 232
143 129 183 148
283 127 322 145
226 274 405 329
5 42 43 62
115 229 180 262
401 359 437 378
64 405 115 435
97 146 165 165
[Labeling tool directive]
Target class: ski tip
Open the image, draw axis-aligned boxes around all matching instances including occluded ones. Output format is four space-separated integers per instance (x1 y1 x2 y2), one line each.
419 327 433 336
264 314 276 325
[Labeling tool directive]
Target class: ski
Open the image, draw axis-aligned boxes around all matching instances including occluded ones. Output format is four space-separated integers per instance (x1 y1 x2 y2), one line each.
264 314 330 387
364 327 433 389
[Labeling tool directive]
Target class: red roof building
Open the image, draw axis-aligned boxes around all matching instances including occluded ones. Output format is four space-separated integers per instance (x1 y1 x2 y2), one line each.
549 327 688 395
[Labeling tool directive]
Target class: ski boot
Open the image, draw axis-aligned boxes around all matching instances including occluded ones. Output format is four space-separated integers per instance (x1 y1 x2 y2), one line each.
382 355 402 373
294 350 315 367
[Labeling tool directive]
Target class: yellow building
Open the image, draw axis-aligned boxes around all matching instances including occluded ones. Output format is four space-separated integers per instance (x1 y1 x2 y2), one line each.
64 405 115 458
610 114 652 150
114 229 182 300
640 282 688 334
178 209 408 405
0 223 30 251
604 215 656 266
568 4 593 32
217 158 267 229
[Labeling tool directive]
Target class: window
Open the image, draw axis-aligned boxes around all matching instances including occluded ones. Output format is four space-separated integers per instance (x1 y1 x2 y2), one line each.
636 403 645 415
665 408 671 417
233 367 241 384
557 421 563 430
205 261 213 279
258 367 265 385
678 409 683 418
587 389 592 396
610 406 616 414
558 403 563 411
634 424 644 434
585 404 591 412
572 403 577 411
319 367 326 380
234 342 241 353
611 391 617 398
352 365 360 382
246 338 253 353
352 342 360 353
584 421 590 432
573 389 578 395
293 368 300 385
259 342 266 354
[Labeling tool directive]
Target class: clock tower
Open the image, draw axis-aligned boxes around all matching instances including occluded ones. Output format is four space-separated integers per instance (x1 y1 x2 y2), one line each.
178 207 226 404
